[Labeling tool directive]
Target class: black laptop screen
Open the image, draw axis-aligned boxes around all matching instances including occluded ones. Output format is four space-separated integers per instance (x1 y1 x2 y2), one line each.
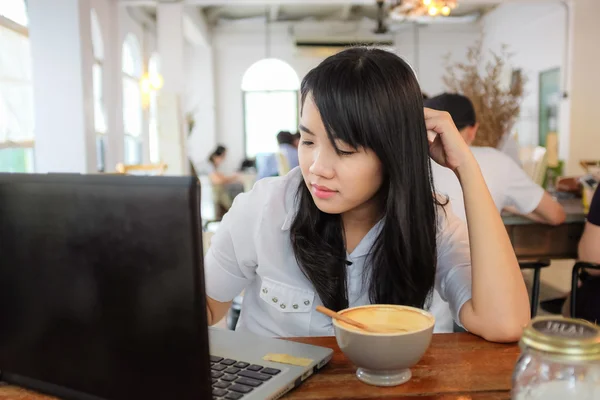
0 174 211 400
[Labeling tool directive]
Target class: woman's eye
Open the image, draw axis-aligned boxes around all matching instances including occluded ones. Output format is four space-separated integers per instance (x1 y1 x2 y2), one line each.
338 150 355 156
301 140 314 146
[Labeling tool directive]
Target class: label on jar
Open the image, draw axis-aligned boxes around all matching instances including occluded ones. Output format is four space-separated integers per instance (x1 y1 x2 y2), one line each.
533 319 598 339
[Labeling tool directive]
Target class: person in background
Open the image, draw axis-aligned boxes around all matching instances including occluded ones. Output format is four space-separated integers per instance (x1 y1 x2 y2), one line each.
204 48 530 342
204 145 242 212
560 186 600 322
498 133 522 167
425 93 565 225
424 93 565 332
256 131 300 179
292 132 301 148
276 131 299 170
205 146 239 186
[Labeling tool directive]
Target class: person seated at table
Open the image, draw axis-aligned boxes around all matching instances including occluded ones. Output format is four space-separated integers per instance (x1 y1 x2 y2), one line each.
424 93 565 226
204 48 530 343
202 145 242 212
424 94 565 332
277 130 300 170
292 132 301 148
256 131 300 180
559 186 600 322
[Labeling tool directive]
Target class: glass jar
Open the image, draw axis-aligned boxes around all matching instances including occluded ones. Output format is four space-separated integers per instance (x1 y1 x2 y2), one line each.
512 316 600 400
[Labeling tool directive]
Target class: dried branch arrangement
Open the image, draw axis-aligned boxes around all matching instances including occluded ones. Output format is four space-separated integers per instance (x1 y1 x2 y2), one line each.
442 40 526 148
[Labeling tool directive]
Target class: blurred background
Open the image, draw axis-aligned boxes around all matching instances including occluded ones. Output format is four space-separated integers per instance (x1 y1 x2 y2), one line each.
1 0 599 317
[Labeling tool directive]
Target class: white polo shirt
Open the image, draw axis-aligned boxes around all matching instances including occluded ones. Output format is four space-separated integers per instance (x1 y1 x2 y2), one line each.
205 168 472 337
431 147 544 222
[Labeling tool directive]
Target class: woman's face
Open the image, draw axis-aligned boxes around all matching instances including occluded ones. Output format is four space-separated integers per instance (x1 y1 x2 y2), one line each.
213 152 226 167
298 95 384 216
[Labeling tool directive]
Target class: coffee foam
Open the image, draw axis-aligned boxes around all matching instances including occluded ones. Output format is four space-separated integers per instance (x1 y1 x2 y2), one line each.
338 305 433 334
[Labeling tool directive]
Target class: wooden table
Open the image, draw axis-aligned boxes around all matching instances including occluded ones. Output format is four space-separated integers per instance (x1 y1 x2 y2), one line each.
502 198 586 259
0 334 519 400
284 334 519 400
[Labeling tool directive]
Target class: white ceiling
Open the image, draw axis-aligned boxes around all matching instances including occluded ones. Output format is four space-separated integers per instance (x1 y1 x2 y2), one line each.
136 1 506 26
202 3 493 24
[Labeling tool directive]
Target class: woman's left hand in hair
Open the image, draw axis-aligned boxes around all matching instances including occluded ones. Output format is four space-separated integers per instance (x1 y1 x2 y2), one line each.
424 107 474 172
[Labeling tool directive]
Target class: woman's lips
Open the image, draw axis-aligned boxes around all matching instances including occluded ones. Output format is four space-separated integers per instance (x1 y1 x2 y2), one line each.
312 184 337 199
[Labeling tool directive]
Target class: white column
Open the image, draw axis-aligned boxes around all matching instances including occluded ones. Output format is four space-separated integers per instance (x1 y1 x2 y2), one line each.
564 0 600 175
28 0 96 173
140 31 153 165
157 3 188 175
102 0 124 172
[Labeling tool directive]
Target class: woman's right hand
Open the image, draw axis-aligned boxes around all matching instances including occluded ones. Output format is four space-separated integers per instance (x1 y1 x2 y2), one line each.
424 107 474 173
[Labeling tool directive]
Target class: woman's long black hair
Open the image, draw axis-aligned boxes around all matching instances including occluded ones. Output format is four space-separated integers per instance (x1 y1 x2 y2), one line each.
290 47 441 312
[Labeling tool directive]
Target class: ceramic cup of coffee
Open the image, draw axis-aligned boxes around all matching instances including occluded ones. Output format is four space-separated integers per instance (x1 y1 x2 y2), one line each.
332 304 435 387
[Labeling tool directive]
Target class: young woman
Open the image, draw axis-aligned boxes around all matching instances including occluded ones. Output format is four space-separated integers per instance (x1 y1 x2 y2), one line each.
203 145 242 213
205 145 239 187
204 48 530 343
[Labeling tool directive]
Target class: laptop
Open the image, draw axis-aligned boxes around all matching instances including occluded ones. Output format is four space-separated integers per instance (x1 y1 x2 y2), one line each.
0 173 332 400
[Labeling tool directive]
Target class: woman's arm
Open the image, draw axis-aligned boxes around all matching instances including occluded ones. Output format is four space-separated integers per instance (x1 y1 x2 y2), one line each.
425 108 530 342
207 297 233 325
210 171 240 185
456 157 530 342
203 188 260 325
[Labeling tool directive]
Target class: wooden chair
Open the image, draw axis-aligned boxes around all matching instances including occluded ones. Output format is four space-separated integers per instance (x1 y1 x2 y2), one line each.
579 160 600 175
115 163 168 176
276 152 290 176
519 258 551 317
520 146 548 186
570 261 600 318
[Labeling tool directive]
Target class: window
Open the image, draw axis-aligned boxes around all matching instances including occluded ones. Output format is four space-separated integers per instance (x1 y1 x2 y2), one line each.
122 34 142 165
0 0 34 173
148 53 160 164
0 0 28 26
241 59 300 158
91 9 107 171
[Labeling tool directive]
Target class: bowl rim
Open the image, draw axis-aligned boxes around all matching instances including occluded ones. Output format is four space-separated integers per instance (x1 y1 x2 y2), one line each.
332 304 435 337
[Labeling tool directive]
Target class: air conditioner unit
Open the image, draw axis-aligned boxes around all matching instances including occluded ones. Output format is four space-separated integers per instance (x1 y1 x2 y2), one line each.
294 39 394 57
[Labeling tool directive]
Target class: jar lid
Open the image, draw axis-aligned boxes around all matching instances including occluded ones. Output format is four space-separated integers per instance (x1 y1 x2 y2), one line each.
521 316 600 361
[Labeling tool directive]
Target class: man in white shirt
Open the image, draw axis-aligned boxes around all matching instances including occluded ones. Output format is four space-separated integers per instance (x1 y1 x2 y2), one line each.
425 93 565 225
425 93 565 333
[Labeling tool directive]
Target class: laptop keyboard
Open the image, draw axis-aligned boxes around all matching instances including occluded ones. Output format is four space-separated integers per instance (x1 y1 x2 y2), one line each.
210 355 281 399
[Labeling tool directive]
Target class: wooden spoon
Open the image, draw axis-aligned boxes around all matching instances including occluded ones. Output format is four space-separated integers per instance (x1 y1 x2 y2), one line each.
316 305 407 333
316 305 377 332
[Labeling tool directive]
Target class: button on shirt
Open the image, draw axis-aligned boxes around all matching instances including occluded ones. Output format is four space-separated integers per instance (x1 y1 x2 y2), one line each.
205 168 472 337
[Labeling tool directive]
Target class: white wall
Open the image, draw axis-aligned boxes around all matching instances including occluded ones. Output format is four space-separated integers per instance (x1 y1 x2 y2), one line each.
29 0 96 173
394 23 480 98
206 21 479 172
565 0 600 174
185 44 217 168
481 2 567 152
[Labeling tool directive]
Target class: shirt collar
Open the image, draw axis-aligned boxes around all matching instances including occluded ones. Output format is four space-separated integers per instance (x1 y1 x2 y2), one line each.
348 219 384 258
281 168 301 231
